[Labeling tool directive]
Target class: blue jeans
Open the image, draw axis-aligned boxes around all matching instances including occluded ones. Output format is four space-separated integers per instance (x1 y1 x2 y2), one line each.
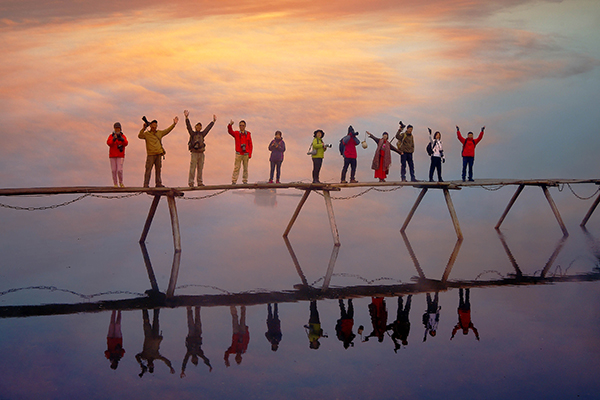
401 153 415 180
462 156 474 180
341 157 357 181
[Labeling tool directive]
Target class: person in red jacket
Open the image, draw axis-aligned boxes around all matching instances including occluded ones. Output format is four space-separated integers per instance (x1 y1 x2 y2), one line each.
451 288 480 341
105 310 125 370
224 306 249 366
107 122 128 187
456 125 484 182
228 120 253 184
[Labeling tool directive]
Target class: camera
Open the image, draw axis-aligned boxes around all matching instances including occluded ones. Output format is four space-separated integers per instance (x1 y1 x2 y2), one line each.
142 116 150 125
241 144 247 152
324 144 333 148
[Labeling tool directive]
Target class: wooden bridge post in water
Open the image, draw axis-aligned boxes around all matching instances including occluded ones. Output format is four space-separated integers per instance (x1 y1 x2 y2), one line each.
581 191 600 228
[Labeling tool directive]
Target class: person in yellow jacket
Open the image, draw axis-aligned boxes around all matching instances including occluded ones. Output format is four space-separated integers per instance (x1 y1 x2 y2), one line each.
139 116 178 187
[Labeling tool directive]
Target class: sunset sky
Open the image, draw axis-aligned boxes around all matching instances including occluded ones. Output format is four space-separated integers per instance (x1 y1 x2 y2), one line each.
1 0 599 187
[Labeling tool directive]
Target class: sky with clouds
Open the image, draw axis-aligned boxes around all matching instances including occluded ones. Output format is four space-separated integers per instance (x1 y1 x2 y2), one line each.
0 0 599 187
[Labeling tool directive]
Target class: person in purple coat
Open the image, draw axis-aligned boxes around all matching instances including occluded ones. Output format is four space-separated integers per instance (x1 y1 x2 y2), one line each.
268 131 286 183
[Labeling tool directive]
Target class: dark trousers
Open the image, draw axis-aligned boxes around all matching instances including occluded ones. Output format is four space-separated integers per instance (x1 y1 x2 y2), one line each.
341 157 357 181
312 158 323 183
429 156 442 181
462 156 474 180
401 153 415 180
144 154 162 187
269 160 282 182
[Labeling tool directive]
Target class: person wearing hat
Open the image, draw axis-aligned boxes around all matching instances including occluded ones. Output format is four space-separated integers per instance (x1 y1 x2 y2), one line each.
184 110 216 187
107 122 128 187
340 125 360 183
138 116 178 188
228 119 253 184
311 129 327 183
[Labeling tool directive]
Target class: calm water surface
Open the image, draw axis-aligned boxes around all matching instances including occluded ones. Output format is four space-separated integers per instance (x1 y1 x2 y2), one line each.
1 184 599 399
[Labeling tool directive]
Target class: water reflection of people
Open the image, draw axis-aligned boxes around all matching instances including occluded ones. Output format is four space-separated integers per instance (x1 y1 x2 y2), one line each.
105 310 125 370
304 301 327 349
364 297 388 343
451 288 480 341
224 306 250 366
335 299 356 349
181 307 212 378
422 292 441 342
265 303 282 351
387 295 412 352
136 309 175 377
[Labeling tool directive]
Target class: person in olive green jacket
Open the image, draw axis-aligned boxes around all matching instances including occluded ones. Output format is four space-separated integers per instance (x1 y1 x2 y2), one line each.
139 116 178 187
395 122 417 182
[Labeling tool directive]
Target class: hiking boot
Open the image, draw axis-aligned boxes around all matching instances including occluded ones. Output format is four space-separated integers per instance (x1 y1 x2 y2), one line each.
350 179 358 183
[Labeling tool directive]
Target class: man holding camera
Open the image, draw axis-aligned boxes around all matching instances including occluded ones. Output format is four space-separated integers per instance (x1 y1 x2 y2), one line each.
340 125 360 183
184 110 216 187
228 119 253 184
396 122 418 182
139 116 178 188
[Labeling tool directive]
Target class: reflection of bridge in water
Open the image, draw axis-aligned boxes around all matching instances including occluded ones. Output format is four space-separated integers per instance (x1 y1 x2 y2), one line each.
1 226 599 319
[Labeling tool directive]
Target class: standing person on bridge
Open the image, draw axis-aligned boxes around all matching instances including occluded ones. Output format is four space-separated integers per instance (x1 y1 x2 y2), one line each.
456 125 485 182
228 119 253 184
428 128 445 182
107 122 128 187
339 125 360 183
139 115 178 188
184 110 216 187
268 131 285 184
396 122 418 182
310 129 328 184
367 131 399 182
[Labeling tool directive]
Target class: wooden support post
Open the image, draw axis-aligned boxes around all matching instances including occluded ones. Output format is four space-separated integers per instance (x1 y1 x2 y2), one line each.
496 231 522 277
441 238 463 284
541 185 569 237
139 242 160 292
322 244 341 290
166 195 182 298
540 236 568 278
322 190 340 246
140 195 162 243
401 232 426 279
283 189 312 238
443 188 463 240
581 192 600 227
495 184 524 230
283 236 309 287
401 188 428 233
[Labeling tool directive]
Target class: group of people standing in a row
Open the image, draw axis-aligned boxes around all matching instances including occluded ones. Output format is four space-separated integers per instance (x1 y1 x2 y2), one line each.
106 113 485 187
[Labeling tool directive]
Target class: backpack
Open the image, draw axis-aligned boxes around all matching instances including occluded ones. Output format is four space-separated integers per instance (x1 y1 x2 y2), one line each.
339 137 345 156
426 142 433 156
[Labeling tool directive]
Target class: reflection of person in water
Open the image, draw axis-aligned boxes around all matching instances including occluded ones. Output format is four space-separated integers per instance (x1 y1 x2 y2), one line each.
181 306 212 378
105 310 125 370
335 299 356 349
304 300 327 349
136 309 175 377
422 292 441 342
451 288 480 341
265 303 282 351
364 297 388 343
387 295 412 352
224 306 250 366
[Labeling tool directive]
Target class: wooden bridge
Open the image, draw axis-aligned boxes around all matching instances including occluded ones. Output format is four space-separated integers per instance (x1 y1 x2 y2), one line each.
1 178 599 298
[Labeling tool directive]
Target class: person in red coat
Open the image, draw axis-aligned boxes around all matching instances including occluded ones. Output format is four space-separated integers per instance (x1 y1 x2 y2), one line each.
105 310 125 370
451 288 480 341
456 126 485 182
106 122 128 187
228 120 253 184
224 306 249 366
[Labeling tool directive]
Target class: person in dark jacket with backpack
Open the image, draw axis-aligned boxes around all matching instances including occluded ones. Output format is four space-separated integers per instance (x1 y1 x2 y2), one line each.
427 128 444 182
457 125 484 182
184 110 216 187
340 125 360 183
